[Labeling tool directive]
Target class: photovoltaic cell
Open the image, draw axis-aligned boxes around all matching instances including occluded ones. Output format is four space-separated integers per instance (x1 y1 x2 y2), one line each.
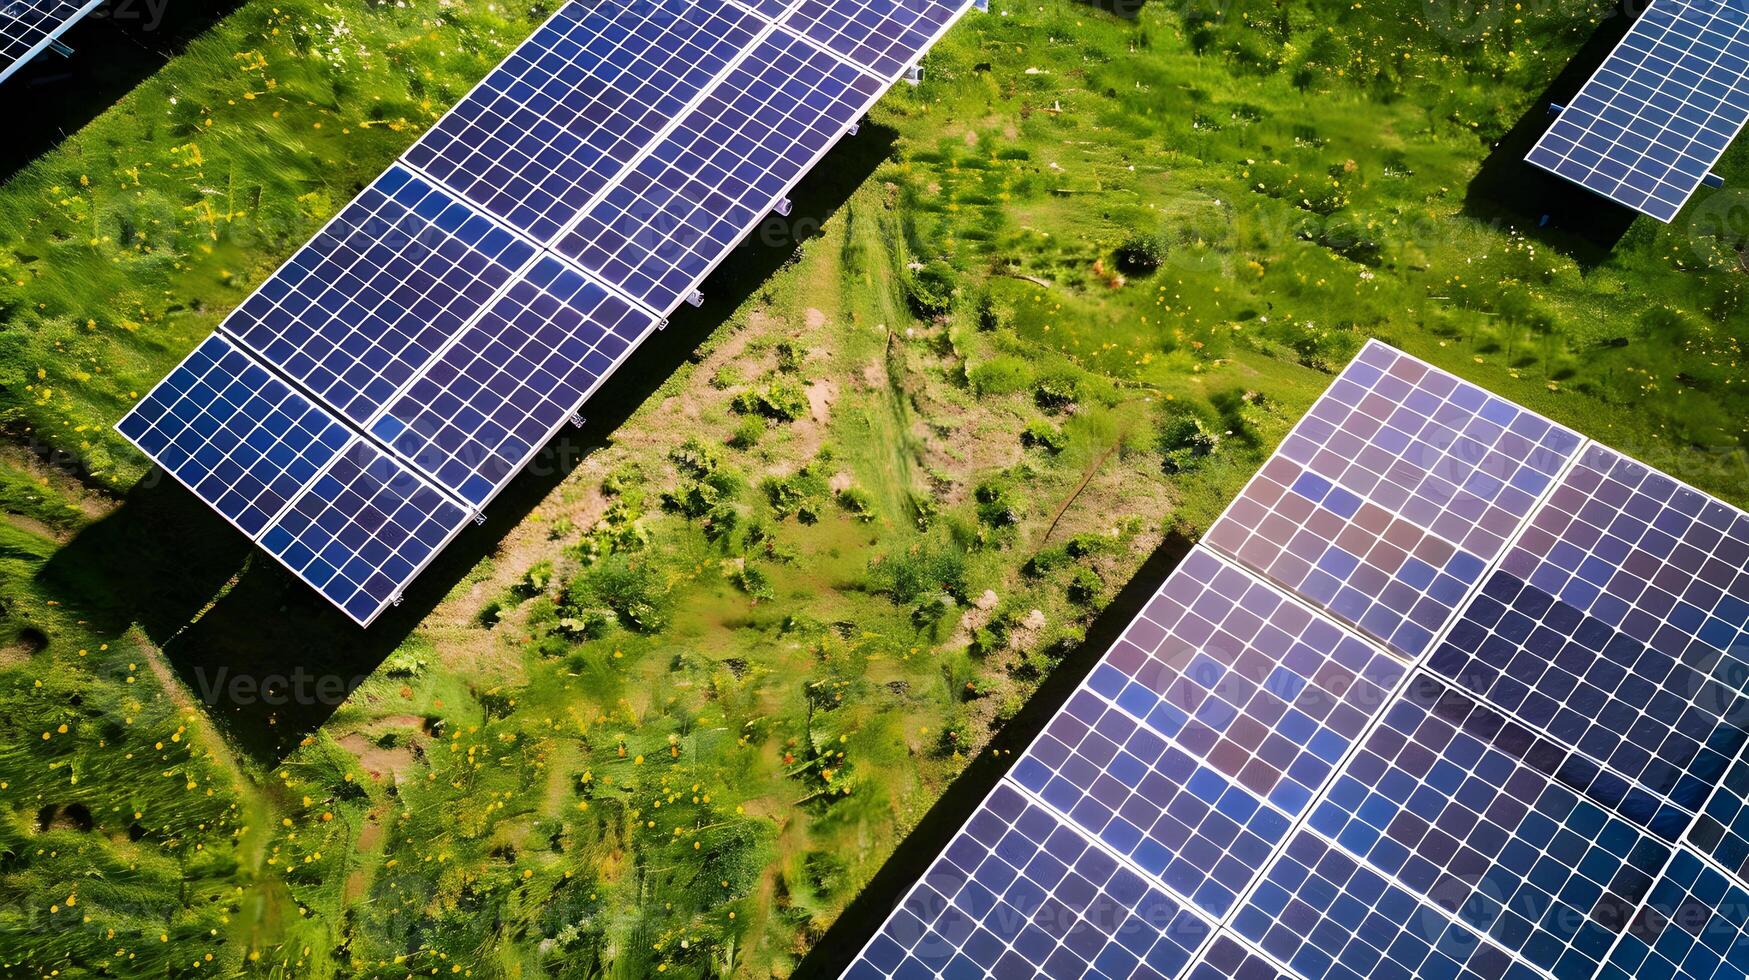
1234 831 1544 980
1308 673 1676 976
779 0 967 81
554 29 884 312
1182 935 1291 980
370 255 659 506
1690 752 1749 882
403 0 766 242
1010 684 1291 919
843 782 1211 979
259 440 471 626
115 335 352 538
1085 548 1406 816
0 0 101 84
1206 341 1582 657
1525 0 1749 223
1431 568 1749 814
1600 849 1749 979
221 164 536 429
1501 441 1749 669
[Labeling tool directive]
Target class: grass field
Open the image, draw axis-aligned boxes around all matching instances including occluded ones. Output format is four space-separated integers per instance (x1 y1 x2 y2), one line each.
0 0 1746 975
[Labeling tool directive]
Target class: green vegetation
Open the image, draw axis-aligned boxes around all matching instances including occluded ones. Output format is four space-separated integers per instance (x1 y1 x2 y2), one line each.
0 0 1745 975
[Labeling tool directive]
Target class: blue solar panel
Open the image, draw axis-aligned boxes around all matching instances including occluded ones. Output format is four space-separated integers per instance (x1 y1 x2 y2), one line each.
370 255 659 506
0 0 103 85
844 782 1212 980
1183 935 1291 980
1309 672 1677 976
553 29 884 312
115 335 352 538
780 0 969 81
221 164 537 429
1431 568 1749 815
259 440 471 626
1689 752 1749 884
1234 831 1546 980
1599 849 1749 979
403 0 766 243
1525 0 1749 222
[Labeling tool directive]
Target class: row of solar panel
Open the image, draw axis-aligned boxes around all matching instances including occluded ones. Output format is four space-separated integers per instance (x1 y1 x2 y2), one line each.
0 0 105 85
117 0 975 624
848 342 1749 979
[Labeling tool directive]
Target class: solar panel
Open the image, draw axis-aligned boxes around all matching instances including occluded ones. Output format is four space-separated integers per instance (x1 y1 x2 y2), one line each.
1233 831 1545 980
1310 672 1678 975
220 164 537 429
0 0 102 85
370 255 659 506
1206 342 1582 657
1599 849 1749 979
846 341 1749 980
1689 752 1749 883
844 782 1213 980
553 28 884 312
403 0 767 243
1182 935 1291 980
115 335 353 538
1525 0 1749 222
259 439 472 626
780 0 968 81
1430 568 1749 814
1501 441 1749 666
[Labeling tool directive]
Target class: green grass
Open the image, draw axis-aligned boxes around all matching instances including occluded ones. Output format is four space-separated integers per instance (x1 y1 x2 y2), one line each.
0 0 1747 975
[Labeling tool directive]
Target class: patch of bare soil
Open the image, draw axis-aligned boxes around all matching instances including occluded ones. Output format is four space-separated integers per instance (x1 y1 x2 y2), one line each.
337 732 415 784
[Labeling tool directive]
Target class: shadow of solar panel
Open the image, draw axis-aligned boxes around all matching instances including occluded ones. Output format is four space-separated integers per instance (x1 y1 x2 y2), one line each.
115 335 352 538
1525 0 1749 222
1431 568 1749 814
1309 672 1678 976
554 28 884 312
370 255 659 506
1235 831 1544 980
1184 935 1291 980
1502 442 1749 667
780 0 967 80
403 0 766 242
221 164 536 429
1088 548 1405 816
1600 850 1749 979
1206 341 1581 658
259 440 471 626
844 782 1211 980
0 0 102 83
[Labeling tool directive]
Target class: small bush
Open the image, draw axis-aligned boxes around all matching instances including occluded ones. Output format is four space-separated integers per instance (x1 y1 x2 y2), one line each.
733 378 809 422
870 547 967 605
1034 375 1081 412
969 356 1032 396
903 259 959 317
1160 408 1221 473
1021 421 1066 453
729 417 765 449
1067 567 1103 606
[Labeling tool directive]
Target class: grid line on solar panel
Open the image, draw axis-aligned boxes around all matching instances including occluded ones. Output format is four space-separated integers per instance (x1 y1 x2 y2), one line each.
0 0 102 84
259 439 472 627
1182 933 1294 980
1430 566 1749 816
1598 849 1749 979
219 164 539 429
114 334 354 540
1234 830 1548 980
1085 547 1407 818
843 781 1215 980
367 255 660 507
1204 340 1583 658
400 0 769 243
1689 752 1749 885
1525 0 1749 222
552 27 884 312
727 0 804 20
1305 670 1682 977
1500 440 1749 671
779 0 970 81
